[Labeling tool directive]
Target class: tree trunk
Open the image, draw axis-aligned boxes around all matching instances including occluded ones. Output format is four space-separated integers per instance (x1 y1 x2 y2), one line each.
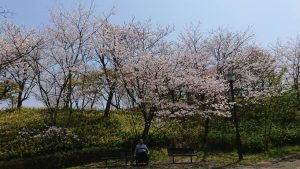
50 108 57 126
233 106 243 160
17 83 25 108
202 117 210 161
103 88 114 118
263 105 269 151
17 91 23 108
10 96 15 109
266 101 275 152
67 71 73 123
142 110 154 142
230 81 243 161
295 82 299 99
115 93 121 109
142 120 151 141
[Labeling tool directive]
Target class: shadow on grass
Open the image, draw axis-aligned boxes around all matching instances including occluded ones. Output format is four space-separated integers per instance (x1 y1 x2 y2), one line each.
211 160 240 169
211 153 300 169
271 153 300 164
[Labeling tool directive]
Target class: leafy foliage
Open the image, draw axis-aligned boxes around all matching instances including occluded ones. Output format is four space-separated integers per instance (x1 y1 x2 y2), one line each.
0 102 299 161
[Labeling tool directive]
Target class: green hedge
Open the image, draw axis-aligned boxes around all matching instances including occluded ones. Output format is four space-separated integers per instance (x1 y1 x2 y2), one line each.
0 148 131 169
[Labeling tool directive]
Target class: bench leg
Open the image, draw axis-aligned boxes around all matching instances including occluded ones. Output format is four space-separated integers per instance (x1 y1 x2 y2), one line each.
190 156 192 163
105 159 107 166
173 156 175 163
125 158 127 166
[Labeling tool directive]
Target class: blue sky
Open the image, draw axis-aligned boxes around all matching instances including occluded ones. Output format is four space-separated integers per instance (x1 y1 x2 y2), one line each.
3 0 300 45
2 0 300 107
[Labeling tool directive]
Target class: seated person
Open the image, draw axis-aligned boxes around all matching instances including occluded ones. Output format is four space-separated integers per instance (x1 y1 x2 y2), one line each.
134 139 149 164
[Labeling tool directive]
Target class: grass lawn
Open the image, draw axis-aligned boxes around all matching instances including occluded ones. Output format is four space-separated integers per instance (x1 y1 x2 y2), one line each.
67 145 300 168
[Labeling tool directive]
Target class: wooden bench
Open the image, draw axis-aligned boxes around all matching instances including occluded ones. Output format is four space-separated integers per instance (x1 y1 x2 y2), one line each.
100 149 131 166
167 148 197 163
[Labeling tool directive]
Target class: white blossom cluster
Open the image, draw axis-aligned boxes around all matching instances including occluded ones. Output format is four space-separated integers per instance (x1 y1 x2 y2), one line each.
19 126 79 141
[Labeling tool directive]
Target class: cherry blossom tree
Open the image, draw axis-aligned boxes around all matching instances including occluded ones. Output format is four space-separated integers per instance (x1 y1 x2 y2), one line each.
0 23 43 107
117 21 176 140
119 53 172 140
204 28 276 160
274 36 300 99
29 4 97 124
0 23 42 69
91 15 129 117
118 22 230 141
176 24 231 159
3 60 35 108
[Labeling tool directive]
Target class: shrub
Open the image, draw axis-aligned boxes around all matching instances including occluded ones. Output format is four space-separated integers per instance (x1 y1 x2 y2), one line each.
242 133 264 153
15 125 81 158
0 147 129 169
207 131 235 152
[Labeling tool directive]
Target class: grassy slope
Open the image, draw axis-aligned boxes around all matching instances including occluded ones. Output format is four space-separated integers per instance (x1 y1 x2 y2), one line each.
0 108 46 159
0 107 299 167
0 108 146 159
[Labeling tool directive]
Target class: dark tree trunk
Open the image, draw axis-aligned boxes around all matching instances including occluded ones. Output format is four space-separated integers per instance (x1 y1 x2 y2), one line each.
230 81 243 161
16 83 25 108
67 71 73 123
115 93 121 109
142 120 151 141
104 88 114 118
202 118 210 148
17 91 23 108
201 118 209 161
233 109 243 160
294 78 299 99
50 108 57 126
263 101 271 152
142 111 154 142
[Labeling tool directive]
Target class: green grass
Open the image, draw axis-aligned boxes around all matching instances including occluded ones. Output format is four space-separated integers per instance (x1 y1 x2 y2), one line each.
0 108 146 160
66 145 300 168
0 108 45 131
203 145 300 166
0 106 299 166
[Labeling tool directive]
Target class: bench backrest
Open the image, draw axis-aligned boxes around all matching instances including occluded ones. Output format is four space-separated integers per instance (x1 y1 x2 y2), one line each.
167 148 195 155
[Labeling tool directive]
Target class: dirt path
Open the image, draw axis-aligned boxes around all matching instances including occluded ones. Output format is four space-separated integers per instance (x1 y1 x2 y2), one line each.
71 154 300 169
222 154 300 169
72 162 217 169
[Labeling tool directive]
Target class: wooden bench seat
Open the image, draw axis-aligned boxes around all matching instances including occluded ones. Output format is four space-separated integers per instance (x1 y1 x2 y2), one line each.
99 149 131 166
167 148 197 163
